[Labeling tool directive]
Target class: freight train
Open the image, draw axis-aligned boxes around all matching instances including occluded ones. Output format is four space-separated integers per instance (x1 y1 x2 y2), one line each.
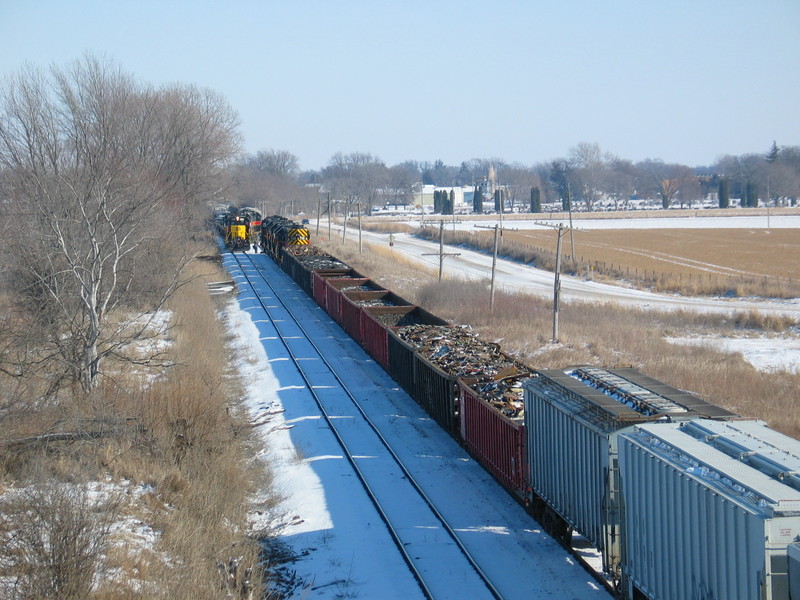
249 214 800 600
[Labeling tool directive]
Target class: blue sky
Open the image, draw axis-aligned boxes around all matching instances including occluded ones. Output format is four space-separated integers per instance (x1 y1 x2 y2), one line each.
1 0 798 171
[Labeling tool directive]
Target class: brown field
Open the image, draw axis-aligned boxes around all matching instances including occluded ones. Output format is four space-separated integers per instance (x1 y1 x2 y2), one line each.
423 225 800 297
502 228 800 280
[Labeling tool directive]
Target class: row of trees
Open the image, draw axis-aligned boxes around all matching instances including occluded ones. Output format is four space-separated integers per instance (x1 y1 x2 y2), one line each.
230 142 800 218
0 56 240 393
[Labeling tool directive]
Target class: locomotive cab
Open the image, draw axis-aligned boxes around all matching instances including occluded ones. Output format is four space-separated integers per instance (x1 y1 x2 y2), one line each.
224 213 251 251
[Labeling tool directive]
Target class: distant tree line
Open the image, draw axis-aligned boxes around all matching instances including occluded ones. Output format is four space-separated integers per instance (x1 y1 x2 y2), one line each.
229 141 800 218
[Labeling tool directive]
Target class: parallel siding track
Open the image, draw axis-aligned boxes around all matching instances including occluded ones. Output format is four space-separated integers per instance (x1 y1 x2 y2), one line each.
231 250 504 600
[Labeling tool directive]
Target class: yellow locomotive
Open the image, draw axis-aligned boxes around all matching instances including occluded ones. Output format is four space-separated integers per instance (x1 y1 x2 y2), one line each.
224 210 252 251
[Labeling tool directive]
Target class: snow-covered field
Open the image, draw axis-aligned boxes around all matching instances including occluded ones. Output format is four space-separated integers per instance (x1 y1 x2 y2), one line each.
442 214 800 231
666 335 800 374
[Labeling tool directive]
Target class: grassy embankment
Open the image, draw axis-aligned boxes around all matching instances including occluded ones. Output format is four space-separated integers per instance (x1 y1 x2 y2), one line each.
318 237 800 440
0 248 273 599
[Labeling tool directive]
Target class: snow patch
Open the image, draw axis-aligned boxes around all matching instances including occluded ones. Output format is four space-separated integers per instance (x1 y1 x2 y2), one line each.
665 335 800 373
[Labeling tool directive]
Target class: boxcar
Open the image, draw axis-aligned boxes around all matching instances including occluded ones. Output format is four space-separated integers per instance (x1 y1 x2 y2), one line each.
790 544 800 599
618 419 800 600
523 366 737 581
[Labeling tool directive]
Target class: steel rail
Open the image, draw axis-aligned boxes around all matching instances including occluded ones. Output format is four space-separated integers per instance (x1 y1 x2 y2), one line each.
232 250 504 600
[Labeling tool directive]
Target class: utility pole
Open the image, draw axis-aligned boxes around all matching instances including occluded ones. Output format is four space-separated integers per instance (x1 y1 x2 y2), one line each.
316 195 321 237
327 194 332 241
422 221 461 282
767 175 771 229
342 197 350 243
475 223 517 312
535 221 583 343
553 224 564 342
490 224 499 311
566 182 576 259
357 201 363 253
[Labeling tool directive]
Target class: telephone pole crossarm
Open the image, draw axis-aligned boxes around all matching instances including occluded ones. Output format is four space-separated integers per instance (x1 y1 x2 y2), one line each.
422 220 461 282
532 221 584 343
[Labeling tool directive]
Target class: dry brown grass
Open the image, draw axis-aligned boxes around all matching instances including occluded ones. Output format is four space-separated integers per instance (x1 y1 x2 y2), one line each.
0 249 271 599
327 237 800 440
416 225 800 298
360 221 417 234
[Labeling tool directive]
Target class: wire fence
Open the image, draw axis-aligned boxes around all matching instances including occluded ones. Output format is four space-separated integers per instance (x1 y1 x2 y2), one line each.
497 238 800 298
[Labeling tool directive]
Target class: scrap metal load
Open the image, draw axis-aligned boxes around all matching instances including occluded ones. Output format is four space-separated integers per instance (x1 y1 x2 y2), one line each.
395 324 529 418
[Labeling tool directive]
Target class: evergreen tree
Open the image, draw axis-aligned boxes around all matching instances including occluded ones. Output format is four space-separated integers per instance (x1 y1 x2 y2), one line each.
433 189 442 213
530 187 541 213
473 185 482 213
767 140 779 163
448 189 455 215
718 178 729 208
746 181 759 207
494 189 501 212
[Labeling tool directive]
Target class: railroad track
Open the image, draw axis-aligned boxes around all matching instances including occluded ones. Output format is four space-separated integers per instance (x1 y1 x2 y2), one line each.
230 250 504 600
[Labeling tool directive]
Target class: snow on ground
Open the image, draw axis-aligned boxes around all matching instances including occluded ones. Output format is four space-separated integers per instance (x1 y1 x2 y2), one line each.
406 213 800 231
224 251 610 600
665 335 800 374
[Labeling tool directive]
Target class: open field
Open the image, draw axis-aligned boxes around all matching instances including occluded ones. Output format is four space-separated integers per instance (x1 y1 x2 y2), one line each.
361 209 800 297
408 224 800 297
500 228 800 280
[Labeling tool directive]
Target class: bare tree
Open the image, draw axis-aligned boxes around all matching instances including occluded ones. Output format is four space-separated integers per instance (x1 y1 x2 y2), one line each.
229 149 314 216
636 159 697 208
385 162 419 207
569 142 607 211
497 163 542 211
605 157 637 210
322 152 388 214
247 148 299 176
0 56 240 393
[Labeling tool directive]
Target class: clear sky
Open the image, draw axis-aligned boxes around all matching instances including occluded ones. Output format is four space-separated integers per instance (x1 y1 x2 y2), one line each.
1 0 798 172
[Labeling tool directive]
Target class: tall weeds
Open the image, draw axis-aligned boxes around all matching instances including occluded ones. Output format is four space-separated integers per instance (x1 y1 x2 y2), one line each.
0 252 269 599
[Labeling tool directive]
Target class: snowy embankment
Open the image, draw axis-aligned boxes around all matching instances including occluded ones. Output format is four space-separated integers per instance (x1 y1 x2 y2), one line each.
223 252 609 599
